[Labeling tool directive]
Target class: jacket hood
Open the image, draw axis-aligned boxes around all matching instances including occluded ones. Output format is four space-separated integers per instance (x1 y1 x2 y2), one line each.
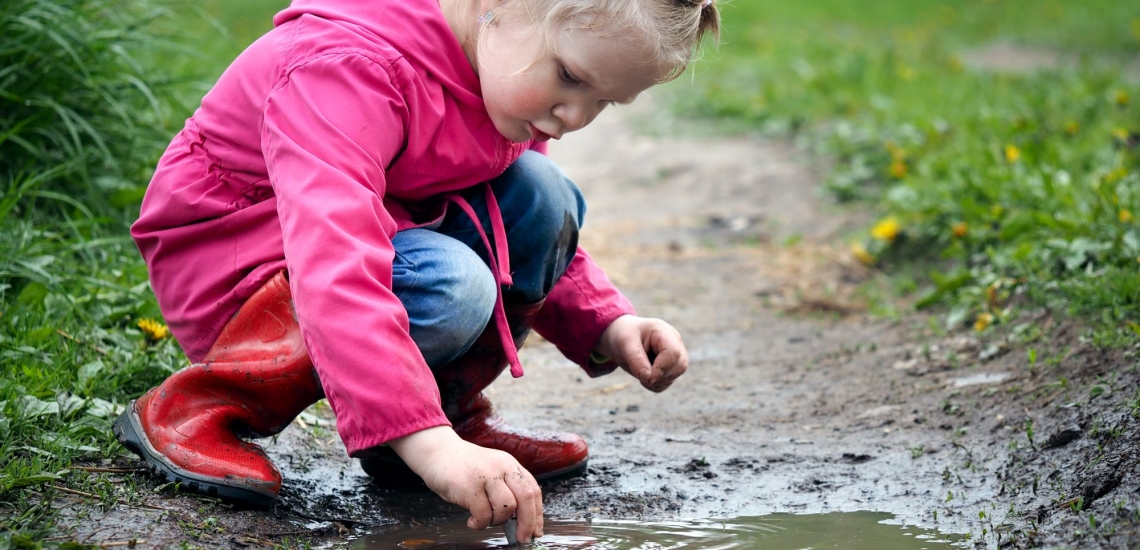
273 0 482 107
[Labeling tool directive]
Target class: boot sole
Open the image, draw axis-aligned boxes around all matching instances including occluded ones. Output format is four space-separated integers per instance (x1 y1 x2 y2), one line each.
113 402 278 508
534 458 589 482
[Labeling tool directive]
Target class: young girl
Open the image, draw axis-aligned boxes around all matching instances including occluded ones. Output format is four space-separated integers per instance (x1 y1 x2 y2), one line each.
113 0 718 542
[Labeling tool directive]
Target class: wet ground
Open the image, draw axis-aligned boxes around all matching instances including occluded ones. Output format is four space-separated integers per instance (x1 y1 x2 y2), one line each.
354 513 964 549
54 84 1140 549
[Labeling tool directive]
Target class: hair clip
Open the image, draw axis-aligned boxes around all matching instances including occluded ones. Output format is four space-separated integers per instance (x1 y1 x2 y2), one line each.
702 0 713 7
477 10 494 24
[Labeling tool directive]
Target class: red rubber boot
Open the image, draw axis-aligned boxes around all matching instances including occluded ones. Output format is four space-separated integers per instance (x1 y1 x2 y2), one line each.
113 271 323 506
361 301 589 482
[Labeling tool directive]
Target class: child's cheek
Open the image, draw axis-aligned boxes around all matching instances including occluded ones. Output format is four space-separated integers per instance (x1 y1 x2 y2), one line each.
505 79 549 112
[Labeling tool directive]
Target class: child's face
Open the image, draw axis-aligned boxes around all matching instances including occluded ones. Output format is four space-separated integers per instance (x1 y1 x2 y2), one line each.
477 15 670 143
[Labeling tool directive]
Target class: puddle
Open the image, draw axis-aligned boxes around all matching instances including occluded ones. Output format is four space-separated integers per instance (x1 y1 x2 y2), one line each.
349 512 966 549
950 372 1011 388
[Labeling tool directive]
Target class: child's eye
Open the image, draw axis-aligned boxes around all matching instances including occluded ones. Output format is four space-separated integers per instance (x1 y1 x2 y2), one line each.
560 66 581 84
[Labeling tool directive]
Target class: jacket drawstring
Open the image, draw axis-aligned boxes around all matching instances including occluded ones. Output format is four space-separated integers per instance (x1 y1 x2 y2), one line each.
444 183 524 378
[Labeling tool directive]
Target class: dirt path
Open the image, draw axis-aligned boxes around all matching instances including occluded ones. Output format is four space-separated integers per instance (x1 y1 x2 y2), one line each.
57 92 1140 549
498 97 998 526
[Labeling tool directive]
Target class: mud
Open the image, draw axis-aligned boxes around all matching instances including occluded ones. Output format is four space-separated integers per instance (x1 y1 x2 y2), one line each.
51 93 1140 549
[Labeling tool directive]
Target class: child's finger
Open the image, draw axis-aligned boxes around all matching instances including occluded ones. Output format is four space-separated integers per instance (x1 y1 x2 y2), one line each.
465 484 495 530
503 467 544 541
621 341 654 385
648 346 687 391
485 475 518 527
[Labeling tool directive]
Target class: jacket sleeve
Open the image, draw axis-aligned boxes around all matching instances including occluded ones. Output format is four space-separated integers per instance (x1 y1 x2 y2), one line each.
261 53 449 456
533 247 636 377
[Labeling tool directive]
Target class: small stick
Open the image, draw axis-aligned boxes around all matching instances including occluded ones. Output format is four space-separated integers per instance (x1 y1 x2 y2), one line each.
125 501 171 512
56 329 110 356
1055 497 1083 510
50 484 170 512
98 539 147 548
236 535 278 546
51 485 100 499
73 466 146 473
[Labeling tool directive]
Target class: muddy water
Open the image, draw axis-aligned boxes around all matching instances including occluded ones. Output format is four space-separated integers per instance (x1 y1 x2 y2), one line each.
349 513 966 549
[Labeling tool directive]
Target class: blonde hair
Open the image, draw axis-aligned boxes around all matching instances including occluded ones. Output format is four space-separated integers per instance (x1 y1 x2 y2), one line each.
504 0 721 82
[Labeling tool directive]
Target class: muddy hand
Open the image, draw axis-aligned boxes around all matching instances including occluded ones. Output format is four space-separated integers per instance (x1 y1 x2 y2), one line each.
596 315 689 392
390 426 545 542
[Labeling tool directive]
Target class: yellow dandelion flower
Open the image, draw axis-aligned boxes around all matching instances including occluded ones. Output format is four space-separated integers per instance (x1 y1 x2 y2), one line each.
1115 90 1130 107
952 221 968 237
1064 121 1079 136
871 217 902 243
1121 209 1134 223
889 159 908 179
1113 128 1130 141
137 318 169 340
974 312 994 332
851 242 875 265
1004 144 1021 163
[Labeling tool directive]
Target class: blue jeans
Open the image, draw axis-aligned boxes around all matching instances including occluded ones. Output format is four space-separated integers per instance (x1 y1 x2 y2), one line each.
391 151 586 368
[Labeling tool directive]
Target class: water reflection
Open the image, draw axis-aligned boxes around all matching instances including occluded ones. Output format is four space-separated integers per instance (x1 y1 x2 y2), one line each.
351 512 966 549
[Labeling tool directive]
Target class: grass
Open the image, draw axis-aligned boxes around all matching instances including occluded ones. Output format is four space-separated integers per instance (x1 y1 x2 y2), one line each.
0 0 189 219
0 0 284 541
679 0 1140 339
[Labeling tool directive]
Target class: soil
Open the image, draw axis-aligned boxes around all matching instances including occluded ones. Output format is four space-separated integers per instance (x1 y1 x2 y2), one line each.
52 94 1140 549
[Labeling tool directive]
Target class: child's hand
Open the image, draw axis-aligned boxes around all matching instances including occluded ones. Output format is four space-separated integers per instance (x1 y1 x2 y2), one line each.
390 426 543 542
595 315 688 392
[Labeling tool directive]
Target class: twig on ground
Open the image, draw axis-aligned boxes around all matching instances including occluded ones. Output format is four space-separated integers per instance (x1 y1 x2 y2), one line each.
236 535 279 546
97 539 147 548
51 484 101 499
73 466 146 473
56 329 110 356
1054 496 1082 510
49 484 171 512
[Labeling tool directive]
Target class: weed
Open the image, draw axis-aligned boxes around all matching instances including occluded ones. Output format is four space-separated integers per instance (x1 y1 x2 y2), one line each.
1128 387 1140 418
1071 497 1086 513
684 0 1140 343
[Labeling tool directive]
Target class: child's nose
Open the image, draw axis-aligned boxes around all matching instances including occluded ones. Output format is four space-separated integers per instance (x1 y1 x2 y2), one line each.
556 103 591 133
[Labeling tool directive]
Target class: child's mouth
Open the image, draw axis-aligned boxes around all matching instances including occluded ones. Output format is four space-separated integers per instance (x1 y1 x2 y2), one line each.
528 123 554 142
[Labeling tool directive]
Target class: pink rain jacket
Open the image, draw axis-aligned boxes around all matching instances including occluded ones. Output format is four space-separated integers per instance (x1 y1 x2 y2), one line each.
132 0 635 456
